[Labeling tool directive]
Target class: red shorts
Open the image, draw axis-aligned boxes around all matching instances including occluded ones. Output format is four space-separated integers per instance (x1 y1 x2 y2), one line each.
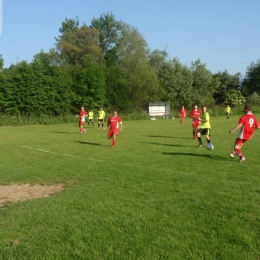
192 122 200 129
235 138 248 147
108 128 118 138
79 121 84 126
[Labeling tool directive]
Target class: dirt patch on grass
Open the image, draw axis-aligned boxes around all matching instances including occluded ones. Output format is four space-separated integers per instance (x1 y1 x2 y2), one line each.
0 184 64 208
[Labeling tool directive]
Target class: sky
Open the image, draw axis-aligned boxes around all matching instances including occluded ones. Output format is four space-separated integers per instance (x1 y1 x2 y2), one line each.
0 0 259 76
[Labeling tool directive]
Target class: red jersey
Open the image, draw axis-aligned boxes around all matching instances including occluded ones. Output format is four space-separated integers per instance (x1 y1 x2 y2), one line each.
79 110 88 123
189 109 201 124
180 109 186 118
237 112 260 140
108 115 122 129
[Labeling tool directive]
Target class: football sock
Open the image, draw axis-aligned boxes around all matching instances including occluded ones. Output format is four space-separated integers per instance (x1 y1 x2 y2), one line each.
235 148 243 158
207 139 210 144
198 137 202 145
111 140 116 146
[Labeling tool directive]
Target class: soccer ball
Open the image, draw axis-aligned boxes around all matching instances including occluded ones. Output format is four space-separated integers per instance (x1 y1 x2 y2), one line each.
206 143 214 150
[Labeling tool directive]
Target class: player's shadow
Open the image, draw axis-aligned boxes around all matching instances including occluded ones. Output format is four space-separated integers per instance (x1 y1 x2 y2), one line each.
51 131 82 134
147 135 190 139
163 152 230 160
143 142 195 148
74 141 101 146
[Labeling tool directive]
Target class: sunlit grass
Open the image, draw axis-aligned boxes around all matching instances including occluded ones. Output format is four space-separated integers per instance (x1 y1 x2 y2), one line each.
0 116 260 259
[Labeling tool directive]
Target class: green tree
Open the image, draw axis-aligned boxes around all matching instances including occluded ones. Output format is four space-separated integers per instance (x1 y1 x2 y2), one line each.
224 89 246 106
190 59 215 106
55 18 104 67
0 55 3 70
90 12 122 66
213 70 241 104
116 23 159 111
69 58 106 110
241 60 260 96
247 92 260 106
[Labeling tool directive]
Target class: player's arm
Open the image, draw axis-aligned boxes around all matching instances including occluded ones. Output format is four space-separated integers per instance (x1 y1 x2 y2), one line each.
229 123 243 134
103 120 110 130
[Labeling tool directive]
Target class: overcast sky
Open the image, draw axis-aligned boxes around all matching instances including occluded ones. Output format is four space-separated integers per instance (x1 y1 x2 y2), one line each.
0 0 259 76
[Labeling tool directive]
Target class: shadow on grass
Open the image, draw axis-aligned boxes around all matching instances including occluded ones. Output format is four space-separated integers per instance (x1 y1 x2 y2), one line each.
163 152 231 160
51 131 81 134
144 142 195 148
146 135 191 139
74 141 101 146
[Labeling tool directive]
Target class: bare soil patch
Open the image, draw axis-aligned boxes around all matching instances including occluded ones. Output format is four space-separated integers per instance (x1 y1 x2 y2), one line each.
0 184 64 208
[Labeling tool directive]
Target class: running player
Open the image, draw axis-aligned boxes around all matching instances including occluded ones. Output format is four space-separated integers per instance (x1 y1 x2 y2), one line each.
104 111 123 147
229 104 260 162
179 106 186 124
75 106 88 134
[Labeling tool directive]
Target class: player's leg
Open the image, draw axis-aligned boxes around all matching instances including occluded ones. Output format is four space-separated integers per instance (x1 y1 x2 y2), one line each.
111 129 118 147
232 139 246 162
205 129 211 144
197 129 203 147
192 124 195 138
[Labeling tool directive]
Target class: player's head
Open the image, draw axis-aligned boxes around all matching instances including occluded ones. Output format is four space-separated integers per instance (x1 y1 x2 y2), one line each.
100 107 103 110
194 105 198 110
202 105 207 112
244 104 251 113
81 106 84 110
113 111 117 116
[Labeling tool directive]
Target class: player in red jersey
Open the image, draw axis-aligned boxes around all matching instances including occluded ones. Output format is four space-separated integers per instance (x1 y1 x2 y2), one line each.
179 106 186 124
104 111 123 147
189 105 201 139
229 104 260 162
75 106 88 134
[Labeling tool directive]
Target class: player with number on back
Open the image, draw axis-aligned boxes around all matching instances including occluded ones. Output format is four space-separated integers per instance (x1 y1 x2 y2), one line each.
229 104 260 162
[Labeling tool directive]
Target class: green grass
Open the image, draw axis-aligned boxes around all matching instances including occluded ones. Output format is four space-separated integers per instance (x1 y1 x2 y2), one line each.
1 116 260 259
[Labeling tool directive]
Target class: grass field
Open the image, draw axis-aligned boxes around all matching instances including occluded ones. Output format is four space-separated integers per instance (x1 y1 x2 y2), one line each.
1 116 260 259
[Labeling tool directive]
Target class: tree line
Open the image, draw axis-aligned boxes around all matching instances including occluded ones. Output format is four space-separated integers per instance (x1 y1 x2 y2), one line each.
0 13 260 117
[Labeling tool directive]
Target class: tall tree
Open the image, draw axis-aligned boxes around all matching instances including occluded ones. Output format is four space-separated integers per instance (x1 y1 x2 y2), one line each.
190 59 215 106
55 18 104 67
90 13 123 65
241 60 260 96
116 23 159 111
0 55 3 70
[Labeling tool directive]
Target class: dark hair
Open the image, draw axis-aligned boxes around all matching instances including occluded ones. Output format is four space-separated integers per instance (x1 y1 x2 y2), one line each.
244 104 251 111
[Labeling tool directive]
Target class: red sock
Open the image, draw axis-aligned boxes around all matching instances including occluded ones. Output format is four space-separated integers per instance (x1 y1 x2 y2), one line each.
111 140 116 146
235 148 243 158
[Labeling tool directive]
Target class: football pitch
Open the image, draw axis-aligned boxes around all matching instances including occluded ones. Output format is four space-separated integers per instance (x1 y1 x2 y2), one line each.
1 116 260 259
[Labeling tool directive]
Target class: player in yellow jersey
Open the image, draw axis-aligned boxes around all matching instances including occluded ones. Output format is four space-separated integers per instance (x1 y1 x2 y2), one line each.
98 107 105 129
88 110 94 126
224 104 231 119
197 106 211 147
